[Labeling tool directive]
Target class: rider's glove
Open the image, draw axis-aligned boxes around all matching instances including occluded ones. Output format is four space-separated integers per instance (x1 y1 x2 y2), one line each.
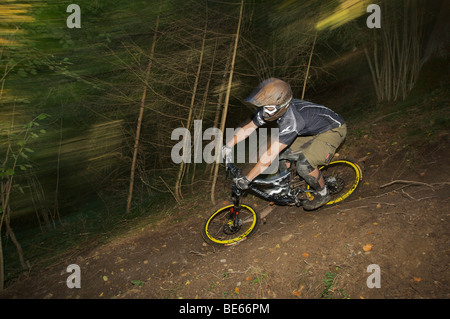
234 176 251 190
222 145 232 164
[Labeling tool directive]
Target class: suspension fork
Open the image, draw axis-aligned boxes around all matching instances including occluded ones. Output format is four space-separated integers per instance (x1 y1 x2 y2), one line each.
230 185 243 226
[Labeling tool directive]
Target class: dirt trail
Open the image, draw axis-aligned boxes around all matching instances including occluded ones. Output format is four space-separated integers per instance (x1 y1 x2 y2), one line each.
1 125 449 300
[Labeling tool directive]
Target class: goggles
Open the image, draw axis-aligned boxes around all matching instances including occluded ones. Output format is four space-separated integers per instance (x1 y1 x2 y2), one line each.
262 105 278 117
262 99 291 118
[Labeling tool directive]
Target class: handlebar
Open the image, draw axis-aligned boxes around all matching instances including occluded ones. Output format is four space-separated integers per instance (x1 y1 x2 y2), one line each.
226 163 242 179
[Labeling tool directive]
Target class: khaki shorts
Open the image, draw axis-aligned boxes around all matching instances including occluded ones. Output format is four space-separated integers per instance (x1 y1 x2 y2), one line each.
288 124 347 168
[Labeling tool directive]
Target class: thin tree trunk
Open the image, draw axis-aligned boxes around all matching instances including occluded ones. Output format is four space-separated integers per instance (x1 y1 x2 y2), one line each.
174 21 207 202
208 43 233 178
53 115 63 225
0 181 5 290
301 32 317 99
0 235 3 290
192 38 217 186
210 0 244 204
4 208 26 270
365 0 424 103
126 13 160 214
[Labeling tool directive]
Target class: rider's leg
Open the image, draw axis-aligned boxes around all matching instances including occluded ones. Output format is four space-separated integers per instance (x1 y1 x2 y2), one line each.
308 167 325 189
278 147 297 172
287 125 347 210
296 152 330 210
296 153 325 191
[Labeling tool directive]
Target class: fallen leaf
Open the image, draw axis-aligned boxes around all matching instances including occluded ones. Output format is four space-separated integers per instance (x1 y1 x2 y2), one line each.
302 252 309 258
413 277 422 282
376 203 381 209
234 287 239 294
102 275 109 282
281 234 293 243
363 244 373 252
246 276 252 281
292 285 304 297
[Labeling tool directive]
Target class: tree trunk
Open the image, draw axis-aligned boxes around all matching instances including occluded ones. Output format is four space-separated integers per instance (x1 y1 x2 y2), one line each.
210 0 244 205
191 38 217 186
301 32 317 99
126 13 160 214
174 21 207 202
208 43 233 178
4 207 27 270
0 234 3 290
364 0 424 103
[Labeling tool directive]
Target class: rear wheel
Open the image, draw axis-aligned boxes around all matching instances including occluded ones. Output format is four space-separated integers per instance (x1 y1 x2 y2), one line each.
307 159 363 206
202 204 259 246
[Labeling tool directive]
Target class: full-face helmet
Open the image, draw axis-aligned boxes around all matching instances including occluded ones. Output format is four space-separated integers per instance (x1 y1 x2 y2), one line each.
245 78 293 121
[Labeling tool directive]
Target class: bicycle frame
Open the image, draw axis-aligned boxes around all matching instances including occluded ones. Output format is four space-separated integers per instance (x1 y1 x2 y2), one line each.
227 163 303 208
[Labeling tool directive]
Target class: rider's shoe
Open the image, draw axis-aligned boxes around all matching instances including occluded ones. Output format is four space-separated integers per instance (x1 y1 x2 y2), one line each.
302 190 330 211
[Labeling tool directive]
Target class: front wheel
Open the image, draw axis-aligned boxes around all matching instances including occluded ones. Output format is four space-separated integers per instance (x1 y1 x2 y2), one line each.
202 204 259 246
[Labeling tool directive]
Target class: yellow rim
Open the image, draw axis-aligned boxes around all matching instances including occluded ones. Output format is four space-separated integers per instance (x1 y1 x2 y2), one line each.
307 160 362 205
204 204 257 246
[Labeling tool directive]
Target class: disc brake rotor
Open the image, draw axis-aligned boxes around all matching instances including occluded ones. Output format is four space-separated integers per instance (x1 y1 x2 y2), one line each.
223 219 242 235
326 176 345 194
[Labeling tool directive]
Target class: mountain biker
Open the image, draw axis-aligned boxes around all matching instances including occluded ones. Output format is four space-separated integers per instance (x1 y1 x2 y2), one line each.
222 78 347 210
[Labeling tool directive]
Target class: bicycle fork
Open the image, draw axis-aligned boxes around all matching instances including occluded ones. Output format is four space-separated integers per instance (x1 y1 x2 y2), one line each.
230 186 243 229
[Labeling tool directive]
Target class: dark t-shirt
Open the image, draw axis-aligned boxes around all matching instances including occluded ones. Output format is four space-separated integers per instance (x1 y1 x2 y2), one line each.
252 99 345 145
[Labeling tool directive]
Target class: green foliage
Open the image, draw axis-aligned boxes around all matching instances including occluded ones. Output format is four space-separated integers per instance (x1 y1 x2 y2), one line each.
321 270 349 299
0 113 50 180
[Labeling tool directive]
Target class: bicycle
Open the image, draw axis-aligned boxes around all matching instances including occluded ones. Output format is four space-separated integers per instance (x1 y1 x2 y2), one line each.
202 157 363 246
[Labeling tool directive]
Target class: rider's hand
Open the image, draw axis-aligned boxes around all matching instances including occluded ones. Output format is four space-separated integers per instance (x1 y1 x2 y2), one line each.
222 145 232 164
234 176 251 190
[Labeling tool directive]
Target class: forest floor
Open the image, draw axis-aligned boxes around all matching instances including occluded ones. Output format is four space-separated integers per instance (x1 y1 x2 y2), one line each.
0 80 449 301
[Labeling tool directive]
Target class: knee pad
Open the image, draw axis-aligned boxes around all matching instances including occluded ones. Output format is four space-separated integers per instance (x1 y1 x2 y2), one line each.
296 153 314 177
296 153 322 191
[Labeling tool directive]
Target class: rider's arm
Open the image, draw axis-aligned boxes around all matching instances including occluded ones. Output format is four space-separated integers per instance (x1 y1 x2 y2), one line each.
246 140 288 181
225 120 258 148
